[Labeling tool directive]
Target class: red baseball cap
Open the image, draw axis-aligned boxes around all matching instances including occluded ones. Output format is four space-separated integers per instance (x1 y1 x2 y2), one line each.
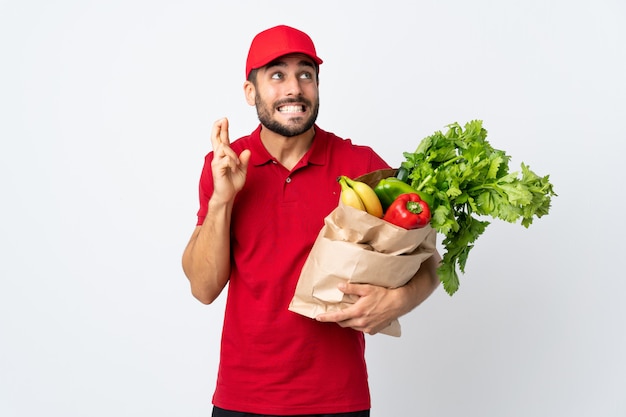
245 25 323 79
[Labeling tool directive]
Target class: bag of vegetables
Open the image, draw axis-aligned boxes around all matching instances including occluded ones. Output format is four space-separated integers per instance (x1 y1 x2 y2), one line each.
288 169 437 337
290 119 556 335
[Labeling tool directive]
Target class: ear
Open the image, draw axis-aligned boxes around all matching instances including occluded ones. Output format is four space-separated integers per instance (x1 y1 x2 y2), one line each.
243 80 256 106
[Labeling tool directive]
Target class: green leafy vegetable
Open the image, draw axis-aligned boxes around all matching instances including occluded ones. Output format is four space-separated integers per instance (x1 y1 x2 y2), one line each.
400 120 556 295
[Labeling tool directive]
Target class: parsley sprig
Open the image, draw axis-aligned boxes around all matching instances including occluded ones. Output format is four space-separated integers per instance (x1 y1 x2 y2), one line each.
401 120 556 295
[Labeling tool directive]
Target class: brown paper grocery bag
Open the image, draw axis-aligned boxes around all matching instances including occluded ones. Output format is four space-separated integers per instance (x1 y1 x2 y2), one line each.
288 169 437 336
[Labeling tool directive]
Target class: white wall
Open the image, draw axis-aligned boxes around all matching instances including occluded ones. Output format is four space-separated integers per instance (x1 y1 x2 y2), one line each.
1 1 624 416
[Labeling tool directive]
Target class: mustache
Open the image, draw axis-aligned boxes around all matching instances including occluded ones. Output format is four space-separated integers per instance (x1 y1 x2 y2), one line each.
275 97 313 108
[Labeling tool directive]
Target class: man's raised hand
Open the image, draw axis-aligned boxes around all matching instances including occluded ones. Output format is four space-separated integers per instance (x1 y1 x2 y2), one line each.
210 118 251 204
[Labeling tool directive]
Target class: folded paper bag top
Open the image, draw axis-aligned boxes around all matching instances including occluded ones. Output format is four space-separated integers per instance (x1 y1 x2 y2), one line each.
325 199 431 255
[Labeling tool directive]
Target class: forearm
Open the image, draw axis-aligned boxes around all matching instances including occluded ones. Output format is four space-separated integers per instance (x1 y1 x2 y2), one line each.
393 250 442 316
182 199 233 304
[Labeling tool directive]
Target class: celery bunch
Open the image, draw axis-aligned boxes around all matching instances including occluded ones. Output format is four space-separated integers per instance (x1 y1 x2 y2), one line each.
401 120 556 295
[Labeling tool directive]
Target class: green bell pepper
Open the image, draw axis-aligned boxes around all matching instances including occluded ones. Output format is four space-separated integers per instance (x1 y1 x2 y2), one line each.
374 177 434 210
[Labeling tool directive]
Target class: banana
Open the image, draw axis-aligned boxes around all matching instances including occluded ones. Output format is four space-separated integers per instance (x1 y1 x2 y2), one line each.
338 176 366 211
339 176 384 218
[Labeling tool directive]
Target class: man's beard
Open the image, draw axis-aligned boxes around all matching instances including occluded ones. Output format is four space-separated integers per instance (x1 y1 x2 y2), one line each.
255 94 319 137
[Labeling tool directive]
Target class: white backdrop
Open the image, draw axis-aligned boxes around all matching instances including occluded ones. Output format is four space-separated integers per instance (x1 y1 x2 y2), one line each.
1 1 625 416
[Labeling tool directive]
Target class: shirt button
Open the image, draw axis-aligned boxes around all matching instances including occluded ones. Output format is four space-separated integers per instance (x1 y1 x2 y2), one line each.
286 177 292 183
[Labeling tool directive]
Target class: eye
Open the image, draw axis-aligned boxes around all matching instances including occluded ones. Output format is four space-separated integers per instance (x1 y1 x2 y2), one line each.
270 71 284 80
299 71 313 80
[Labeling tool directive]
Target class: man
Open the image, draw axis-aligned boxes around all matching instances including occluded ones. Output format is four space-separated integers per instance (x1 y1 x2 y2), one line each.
182 25 441 417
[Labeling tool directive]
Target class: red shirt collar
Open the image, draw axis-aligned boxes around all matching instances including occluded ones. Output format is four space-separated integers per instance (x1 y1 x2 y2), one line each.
248 124 328 167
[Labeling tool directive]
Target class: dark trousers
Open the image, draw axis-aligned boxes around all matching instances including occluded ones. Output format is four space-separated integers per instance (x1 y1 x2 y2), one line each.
212 406 370 417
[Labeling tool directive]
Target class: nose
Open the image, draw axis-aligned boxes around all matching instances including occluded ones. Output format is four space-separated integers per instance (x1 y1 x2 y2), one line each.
284 74 303 96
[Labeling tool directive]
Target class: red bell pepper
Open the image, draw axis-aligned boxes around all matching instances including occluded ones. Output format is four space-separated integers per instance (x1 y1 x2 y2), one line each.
383 193 431 229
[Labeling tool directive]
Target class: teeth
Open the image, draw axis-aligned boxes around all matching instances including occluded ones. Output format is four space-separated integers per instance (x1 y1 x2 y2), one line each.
279 105 303 113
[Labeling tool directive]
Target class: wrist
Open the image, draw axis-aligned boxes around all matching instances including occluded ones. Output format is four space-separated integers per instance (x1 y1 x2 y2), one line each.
208 194 234 212
393 284 420 317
